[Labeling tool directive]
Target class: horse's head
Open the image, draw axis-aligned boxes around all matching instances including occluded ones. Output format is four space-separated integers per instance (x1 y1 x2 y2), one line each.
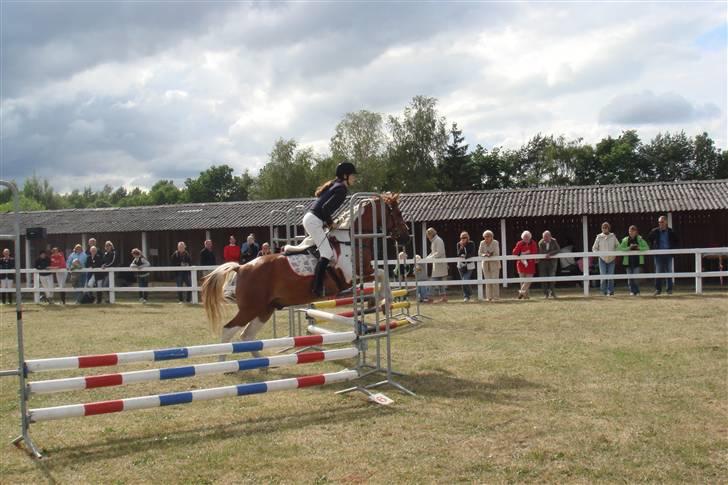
381 192 410 246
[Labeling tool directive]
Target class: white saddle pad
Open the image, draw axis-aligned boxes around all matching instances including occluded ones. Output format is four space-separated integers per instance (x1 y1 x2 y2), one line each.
286 253 318 276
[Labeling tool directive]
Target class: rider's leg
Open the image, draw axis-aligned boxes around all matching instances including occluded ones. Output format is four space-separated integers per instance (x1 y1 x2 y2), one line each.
312 257 330 297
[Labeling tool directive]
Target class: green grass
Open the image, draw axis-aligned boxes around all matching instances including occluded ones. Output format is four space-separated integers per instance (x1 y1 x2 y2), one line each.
0 291 726 484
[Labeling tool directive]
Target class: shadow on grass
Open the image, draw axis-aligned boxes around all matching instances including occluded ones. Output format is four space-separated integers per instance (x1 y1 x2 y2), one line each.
393 369 544 404
36 401 386 467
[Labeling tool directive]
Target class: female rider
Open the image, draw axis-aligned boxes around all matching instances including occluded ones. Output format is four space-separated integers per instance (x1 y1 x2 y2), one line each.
305 161 357 296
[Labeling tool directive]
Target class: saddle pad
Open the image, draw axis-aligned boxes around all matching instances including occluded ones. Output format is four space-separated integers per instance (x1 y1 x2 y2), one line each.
286 253 318 276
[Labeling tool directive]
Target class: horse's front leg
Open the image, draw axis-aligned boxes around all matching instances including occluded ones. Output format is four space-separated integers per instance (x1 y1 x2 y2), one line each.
374 268 393 311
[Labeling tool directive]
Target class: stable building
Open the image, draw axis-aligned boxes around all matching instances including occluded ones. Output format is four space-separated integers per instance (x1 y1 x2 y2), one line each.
1 180 726 280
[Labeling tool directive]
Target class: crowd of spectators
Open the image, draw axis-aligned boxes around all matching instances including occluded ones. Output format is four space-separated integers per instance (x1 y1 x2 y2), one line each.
0 216 688 306
0 232 278 306
411 215 681 303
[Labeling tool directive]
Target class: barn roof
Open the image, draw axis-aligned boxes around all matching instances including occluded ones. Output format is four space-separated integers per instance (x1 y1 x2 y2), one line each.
1 179 726 235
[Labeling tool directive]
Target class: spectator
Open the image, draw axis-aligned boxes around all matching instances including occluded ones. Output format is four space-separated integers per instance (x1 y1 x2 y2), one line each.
619 225 649 296
86 246 104 304
240 234 259 264
130 248 151 303
35 250 54 303
478 230 501 301
100 241 118 303
456 231 476 302
66 244 88 304
223 236 240 264
414 255 430 303
171 241 192 303
257 242 272 257
538 230 561 299
49 247 67 304
425 227 448 303
1 248 15 305
646 215 679 296
592 222 619 296
513 230 538 299
84 237 97 285
200 239 216 267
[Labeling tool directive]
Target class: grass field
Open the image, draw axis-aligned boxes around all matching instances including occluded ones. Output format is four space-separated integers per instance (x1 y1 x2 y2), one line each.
1 291 726 484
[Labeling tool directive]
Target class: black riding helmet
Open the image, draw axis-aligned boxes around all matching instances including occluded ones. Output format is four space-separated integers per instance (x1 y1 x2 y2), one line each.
335 161 357 179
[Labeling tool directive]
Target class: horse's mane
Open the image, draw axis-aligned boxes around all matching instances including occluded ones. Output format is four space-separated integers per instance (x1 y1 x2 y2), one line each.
333 192 399 230
333 198 370 230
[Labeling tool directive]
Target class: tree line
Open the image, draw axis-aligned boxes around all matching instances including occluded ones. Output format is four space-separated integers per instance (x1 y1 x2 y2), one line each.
2 95 726 211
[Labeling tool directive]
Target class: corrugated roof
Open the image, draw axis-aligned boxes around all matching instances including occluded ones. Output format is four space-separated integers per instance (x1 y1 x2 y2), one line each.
1 180 726 235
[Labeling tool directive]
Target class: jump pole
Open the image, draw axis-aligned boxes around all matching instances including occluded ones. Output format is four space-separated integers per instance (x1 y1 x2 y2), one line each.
25 332 355 373
29 370 358 423
28 348 358 395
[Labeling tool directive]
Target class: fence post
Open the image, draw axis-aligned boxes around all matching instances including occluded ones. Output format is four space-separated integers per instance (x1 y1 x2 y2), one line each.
33 271 40 303
476 260 484 301
109 271 116 304
695 252 702 295
191 269 199 304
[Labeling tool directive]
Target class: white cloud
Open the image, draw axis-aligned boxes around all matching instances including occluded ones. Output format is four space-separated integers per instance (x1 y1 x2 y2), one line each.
0 2 725 192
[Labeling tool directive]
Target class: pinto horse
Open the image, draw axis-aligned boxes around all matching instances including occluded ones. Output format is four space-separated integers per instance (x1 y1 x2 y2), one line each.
202 193 410 347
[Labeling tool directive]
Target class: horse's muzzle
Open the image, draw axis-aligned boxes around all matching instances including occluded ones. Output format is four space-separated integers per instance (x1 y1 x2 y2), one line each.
395 234 410 246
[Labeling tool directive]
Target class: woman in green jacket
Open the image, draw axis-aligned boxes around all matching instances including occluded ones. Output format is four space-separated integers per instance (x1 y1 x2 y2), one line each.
618 225 650 295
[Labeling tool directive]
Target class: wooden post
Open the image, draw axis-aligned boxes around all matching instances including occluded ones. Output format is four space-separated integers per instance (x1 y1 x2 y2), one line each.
582 215 590 296
141 232 148 259
500 218 508 288
191 269 199 304
695 252 702 295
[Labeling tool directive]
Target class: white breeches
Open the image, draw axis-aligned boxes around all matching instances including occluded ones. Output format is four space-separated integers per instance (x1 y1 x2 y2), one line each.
302 212 333 260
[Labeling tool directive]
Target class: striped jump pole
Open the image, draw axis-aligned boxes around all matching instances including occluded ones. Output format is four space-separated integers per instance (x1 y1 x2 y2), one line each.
28 348 359 395
25 332 356 373
311 289 408 309
316 301 411 321
29 370 358 423
303 309 355 326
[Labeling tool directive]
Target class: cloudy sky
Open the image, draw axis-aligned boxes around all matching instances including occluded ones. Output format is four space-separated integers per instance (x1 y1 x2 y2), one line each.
1 1 726 193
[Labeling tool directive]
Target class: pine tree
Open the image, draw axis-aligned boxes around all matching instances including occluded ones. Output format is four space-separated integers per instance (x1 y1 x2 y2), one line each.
437 123 476 191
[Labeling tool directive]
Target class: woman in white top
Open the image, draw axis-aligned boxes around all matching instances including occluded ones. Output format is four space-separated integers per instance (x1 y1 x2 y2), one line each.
592 221 619 296
425 227 448 303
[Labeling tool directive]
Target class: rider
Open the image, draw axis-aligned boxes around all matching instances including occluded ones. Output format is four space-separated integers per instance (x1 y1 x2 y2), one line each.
305 161 357 296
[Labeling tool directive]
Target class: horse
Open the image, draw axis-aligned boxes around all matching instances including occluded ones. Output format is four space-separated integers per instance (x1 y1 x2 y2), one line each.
201 193 410 349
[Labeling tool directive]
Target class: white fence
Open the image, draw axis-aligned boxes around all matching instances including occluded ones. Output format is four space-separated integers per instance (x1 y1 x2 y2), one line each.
385 247 728 299
0 247 725 303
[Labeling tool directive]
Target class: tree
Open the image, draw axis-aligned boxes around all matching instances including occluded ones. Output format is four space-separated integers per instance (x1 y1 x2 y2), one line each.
471 145 511 190
385 96 448 192
437 123 477 191
639 131 693 181
330 110 388 192
251 139 317 199
594 130 644 184
692 132 721 180
148 180 183 205
21 175 64 209
185 165 248 203
0 195 45 212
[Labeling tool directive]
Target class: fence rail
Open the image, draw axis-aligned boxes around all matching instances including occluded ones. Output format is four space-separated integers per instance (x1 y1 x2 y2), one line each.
0 248 725 302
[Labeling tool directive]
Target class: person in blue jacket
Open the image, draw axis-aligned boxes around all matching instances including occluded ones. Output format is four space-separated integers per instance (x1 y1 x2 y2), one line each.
304 161 357 296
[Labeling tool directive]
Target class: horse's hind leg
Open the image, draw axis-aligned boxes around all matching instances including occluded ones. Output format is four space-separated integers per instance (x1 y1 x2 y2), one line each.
219 309 257 362
239 308 274 359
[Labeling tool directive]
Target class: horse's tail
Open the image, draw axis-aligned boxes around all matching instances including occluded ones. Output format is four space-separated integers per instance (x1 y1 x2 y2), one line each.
201 262 240 336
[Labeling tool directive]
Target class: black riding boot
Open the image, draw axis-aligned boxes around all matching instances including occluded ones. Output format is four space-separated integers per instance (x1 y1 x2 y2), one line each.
312 258 330 297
